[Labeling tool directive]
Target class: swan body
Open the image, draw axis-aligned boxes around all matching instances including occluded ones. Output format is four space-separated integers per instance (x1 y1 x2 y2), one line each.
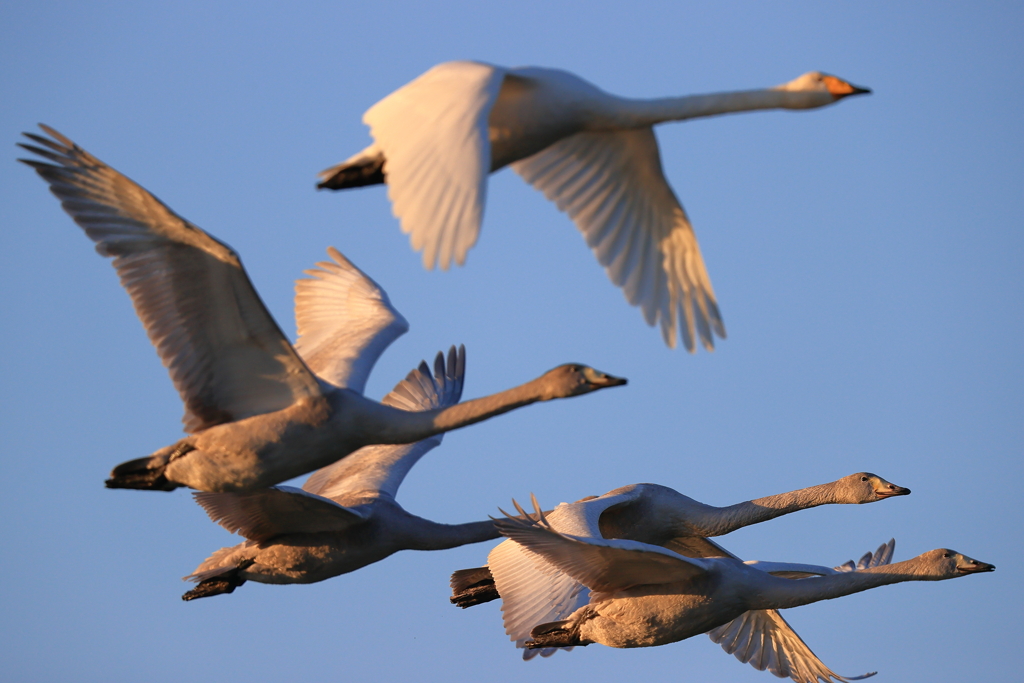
182 351 500 599
19 126 626 493
452 475 909 681
318 62 870 350
497 498 992 676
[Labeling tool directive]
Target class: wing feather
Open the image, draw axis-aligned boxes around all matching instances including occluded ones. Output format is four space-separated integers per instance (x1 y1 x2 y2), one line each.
302 346 465 501
513 127 725 350
365 61 506 269
294 247 408 391
19 126 321 433
193 486 367 542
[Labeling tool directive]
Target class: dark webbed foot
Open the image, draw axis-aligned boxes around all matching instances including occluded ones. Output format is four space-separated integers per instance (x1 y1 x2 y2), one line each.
449 567 499 608
182 560 253 601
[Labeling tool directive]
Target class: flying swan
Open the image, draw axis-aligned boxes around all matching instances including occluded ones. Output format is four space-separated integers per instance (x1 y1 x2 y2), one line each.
182 349 504 599
19 126 626 493
451 475 910 681
318 62 870 350
493 496 992 681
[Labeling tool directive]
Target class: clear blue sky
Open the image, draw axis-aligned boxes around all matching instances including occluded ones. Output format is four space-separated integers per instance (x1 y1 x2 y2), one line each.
1 2 1020 681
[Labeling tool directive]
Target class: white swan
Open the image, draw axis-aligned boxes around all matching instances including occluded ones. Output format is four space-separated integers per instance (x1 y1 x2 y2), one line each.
318 62 870 350
496 497 992 679
19 125 626 493
451 475 909 680
182 349 502 599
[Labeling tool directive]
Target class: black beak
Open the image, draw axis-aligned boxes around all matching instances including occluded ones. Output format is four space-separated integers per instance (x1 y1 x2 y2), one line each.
959 561 996 574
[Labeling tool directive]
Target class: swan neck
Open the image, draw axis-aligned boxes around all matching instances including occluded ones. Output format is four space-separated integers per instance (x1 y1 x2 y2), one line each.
750 556 936 611
399 518 499 551
611 88 810 128
375 376 548 443
692 481 841 536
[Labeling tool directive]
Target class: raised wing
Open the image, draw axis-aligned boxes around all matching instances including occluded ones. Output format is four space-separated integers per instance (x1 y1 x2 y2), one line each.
193 486 368 543
513 127 725 351
294 247 408 391
302 346 465 501
19 126 322 433
708 541 895 682
364 61 507 269
486 488 646 657
493 497 707 594
746 539 897 579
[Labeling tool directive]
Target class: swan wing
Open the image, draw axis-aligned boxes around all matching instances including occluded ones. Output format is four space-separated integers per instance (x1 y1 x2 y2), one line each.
302 347 465 501
193 486 368 542
488 489 644 657
708 608 876 683
663 535 738 559
365 61 506 269
294 247 408 392
493 498 707 593
512 127 724 351
19 126 321 433
747 539 896 578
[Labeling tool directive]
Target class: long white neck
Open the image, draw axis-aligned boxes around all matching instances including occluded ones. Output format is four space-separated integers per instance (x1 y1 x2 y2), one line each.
747 555 942 611
686 480 845 537
607 88 833 128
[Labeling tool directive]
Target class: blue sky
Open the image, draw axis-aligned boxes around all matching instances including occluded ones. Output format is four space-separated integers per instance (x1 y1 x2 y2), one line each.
1 2 1020 681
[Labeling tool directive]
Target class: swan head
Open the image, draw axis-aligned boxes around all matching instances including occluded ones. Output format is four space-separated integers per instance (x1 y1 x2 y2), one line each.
774 72 871 108
838 472 911 503
541 364 627 399
918 549 995 579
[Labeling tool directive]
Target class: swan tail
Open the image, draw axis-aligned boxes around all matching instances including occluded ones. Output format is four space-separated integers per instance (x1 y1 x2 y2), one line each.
449 566 499 608
317 148 386 190
105 442 191 491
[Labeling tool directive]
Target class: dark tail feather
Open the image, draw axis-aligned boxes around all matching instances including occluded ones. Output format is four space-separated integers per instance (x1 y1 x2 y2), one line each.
449 567 499 608
317 154 385 190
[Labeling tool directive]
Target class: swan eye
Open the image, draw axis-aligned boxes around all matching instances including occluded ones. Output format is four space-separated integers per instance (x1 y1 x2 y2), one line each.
861 476 868 482
943 552 952 559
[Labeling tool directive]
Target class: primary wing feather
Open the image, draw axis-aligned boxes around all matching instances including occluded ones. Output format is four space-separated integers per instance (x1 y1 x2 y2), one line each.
364 61 506 269
488 490 644 657
294 247 408 391
494 498 706 593
302 346 465 501
513 127 725 351
19 125 321 433
192 486 367 542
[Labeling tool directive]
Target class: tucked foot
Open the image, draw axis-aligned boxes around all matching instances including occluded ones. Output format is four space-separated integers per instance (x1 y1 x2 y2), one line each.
182 560 253 601
106 442 193 491
317 154 385 190
449 567 499 608
182 576 246 601
526 620 585 649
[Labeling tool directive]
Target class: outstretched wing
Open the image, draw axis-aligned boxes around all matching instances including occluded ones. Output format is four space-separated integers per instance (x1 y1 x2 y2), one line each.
302 346 465 501
364 61 507 270
192 486 368 543
19 126 322 433
513 127 725 351
493 497 707 594
708 609 877 683
294 247 408 391
488 489 645 658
